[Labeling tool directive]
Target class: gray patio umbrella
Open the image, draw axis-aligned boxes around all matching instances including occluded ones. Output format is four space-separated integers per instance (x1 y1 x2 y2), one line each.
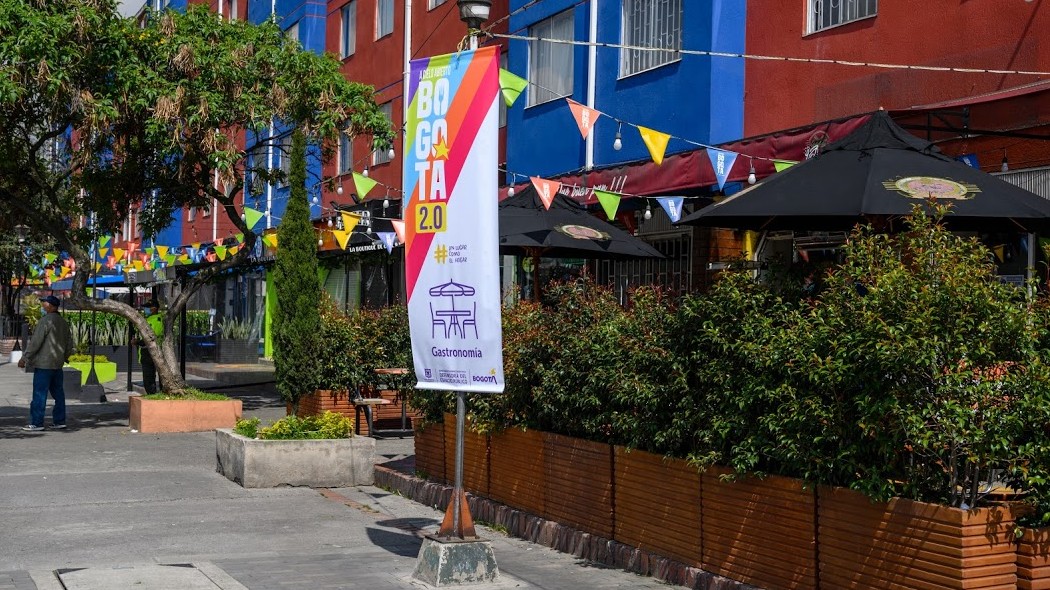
678 110 1050 232
499 186 663 300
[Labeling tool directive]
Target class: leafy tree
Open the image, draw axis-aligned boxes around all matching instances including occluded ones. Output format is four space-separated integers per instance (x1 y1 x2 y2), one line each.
0 1 392 393
272 130 321 411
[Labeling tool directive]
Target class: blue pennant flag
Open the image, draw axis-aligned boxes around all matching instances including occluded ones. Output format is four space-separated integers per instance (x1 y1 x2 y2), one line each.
377 232 398 254
707 148 738 191
655 197 685 224
956 154 979 168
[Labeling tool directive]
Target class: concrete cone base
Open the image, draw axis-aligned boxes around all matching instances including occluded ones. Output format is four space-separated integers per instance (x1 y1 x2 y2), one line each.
412 535 499 586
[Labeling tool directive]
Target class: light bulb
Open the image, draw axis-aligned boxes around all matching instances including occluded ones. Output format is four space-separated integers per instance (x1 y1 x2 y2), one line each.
644 204 652 221
312 196 319 204
327 217 333 227
1001 157 1009 173
748 162 757 185
383 198 390 209
387 147 396 160
362 168 369 178
336 184 344 195
507 186 515 197
318 237 323 246
613 132 622 151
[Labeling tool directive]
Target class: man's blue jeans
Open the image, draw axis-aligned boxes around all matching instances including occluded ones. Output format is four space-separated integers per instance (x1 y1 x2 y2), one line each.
29 368 66 427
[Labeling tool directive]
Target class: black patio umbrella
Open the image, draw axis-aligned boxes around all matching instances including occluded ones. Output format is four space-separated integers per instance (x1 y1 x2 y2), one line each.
499 186 663 299
678 110 1050 232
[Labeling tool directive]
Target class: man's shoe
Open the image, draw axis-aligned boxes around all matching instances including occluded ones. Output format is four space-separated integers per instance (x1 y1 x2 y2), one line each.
49 424 67 430
21 424 44 431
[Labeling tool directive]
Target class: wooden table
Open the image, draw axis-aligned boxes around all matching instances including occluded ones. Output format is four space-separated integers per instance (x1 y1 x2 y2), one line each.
374 368 410 432
352 397 391 436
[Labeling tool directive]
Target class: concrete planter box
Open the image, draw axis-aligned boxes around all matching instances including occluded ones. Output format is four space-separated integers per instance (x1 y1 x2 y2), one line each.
129 396 242 433
214 428 375 488
66 361 117 384
218 338 257 364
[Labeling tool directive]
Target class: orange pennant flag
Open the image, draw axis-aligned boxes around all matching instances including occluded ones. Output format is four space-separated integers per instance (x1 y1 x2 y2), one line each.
390 219 406 245
637 125 671 165
530 177 562 210
566 99 600 140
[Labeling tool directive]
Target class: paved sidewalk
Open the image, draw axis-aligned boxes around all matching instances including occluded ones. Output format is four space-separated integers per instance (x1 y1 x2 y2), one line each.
0 360 671 589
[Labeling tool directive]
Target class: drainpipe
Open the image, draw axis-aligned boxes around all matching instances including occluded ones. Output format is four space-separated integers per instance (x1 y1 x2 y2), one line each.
585 0 597 170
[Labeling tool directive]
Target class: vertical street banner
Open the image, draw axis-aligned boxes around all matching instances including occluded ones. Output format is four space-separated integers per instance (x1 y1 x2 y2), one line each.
404 46 505 394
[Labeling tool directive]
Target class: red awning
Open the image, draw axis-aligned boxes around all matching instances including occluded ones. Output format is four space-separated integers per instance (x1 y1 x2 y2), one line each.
502 113 873 205
906 79 1050 111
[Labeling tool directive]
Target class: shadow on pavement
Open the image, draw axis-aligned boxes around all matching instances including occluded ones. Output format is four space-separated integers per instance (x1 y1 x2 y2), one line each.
366 526 424 558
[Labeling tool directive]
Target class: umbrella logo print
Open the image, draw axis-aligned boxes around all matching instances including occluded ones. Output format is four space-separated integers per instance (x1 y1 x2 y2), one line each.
885 176 979 201
554 224 610 241
428 280 478 340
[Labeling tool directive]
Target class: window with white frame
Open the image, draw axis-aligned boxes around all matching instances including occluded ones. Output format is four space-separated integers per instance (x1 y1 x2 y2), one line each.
376 0 394 39
286 21 299 44
339 131 353 174
528 10 574 106
372 103 393 165
341 1 357 58
808 0 876 33
220 0 237 20
428 0 448 9
278 133 292 186
620 0 682 78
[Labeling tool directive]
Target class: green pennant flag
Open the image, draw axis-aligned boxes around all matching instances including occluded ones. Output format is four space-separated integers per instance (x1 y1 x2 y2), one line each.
44 253 57 265
499 68 529 107
214 245 228 261
593 190 621 221
164 254 176 265
352 172 378 201
234 233 244 244
98 236 111 248
244 206 264 230
144 247 154 257
773 159 798 172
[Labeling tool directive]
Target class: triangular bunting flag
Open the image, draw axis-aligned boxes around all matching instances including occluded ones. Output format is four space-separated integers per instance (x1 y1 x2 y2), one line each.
144 247 154 257
244 207 264 230
262 234 278 249
214 245 227 261
164 254 176 265
566 99 600 140
332 229 351 250
530 177 561 210
97 247 110 261
229 245 240 256
707 148 739 190
132 260 144 271
156 245 169 258
59 267 71 278
94 262 102 273
773 159 797 173
127 241 139 252
205 252 217 263
377 232 397 253
390 220 406 245
993 245 1005 263
106 256 116 269
499 68 528 107
593 190 621 221
638 126 671 165
44 253 57 265
191 242 201 252
341 212 361 233
234 233 244 244
98 236 111 248
177 254 190 264
352 172 377 200
655 197 685 223
112 248 125 262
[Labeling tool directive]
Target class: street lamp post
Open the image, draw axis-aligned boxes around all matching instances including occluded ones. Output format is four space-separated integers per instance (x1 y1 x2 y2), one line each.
81 216 106 403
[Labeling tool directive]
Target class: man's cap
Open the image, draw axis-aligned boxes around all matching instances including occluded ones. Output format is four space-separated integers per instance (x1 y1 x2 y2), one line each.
41 295 61 307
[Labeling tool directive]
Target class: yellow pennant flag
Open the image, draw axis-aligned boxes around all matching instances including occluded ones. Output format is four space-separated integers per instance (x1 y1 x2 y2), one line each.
229 245 240 256
112 248 125 262
993 245 1005 263
178 254 191 264
94 262 102 273
191 242 201 252
156 245 169 258
262 234 278 249
638 126 671 165
332 229 351 250
341 211 361 233
132 260 144 271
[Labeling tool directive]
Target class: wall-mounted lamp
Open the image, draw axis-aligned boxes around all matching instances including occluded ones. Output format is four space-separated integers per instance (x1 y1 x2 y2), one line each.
456 0 492 29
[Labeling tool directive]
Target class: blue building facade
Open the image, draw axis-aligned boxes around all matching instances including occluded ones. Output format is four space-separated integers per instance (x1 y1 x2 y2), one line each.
504 0 746 181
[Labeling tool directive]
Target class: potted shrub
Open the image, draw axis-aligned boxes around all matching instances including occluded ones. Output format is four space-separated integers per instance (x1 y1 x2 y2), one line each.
130 387 242 433
216 411 375 488
217 317 258 364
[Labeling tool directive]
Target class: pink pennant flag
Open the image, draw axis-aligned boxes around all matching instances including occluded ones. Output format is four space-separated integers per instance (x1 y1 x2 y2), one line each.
390 219 406 245
530 176 562 210
566 99 600 140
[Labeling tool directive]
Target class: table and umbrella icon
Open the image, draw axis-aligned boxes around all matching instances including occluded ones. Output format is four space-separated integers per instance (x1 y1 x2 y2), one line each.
428 280 478 339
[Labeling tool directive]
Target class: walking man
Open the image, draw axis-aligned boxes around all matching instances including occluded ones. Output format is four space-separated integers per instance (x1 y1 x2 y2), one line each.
18 295 74 431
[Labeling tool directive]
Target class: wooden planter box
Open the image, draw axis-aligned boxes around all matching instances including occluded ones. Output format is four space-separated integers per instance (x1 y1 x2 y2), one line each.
215 429 375 488
544 432 613 538
818 486 1018 590
614 447 702 568
1018 528 1050 590
702 467 817 590
489 427 545 517
129 396 242 433
414 421 446 482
